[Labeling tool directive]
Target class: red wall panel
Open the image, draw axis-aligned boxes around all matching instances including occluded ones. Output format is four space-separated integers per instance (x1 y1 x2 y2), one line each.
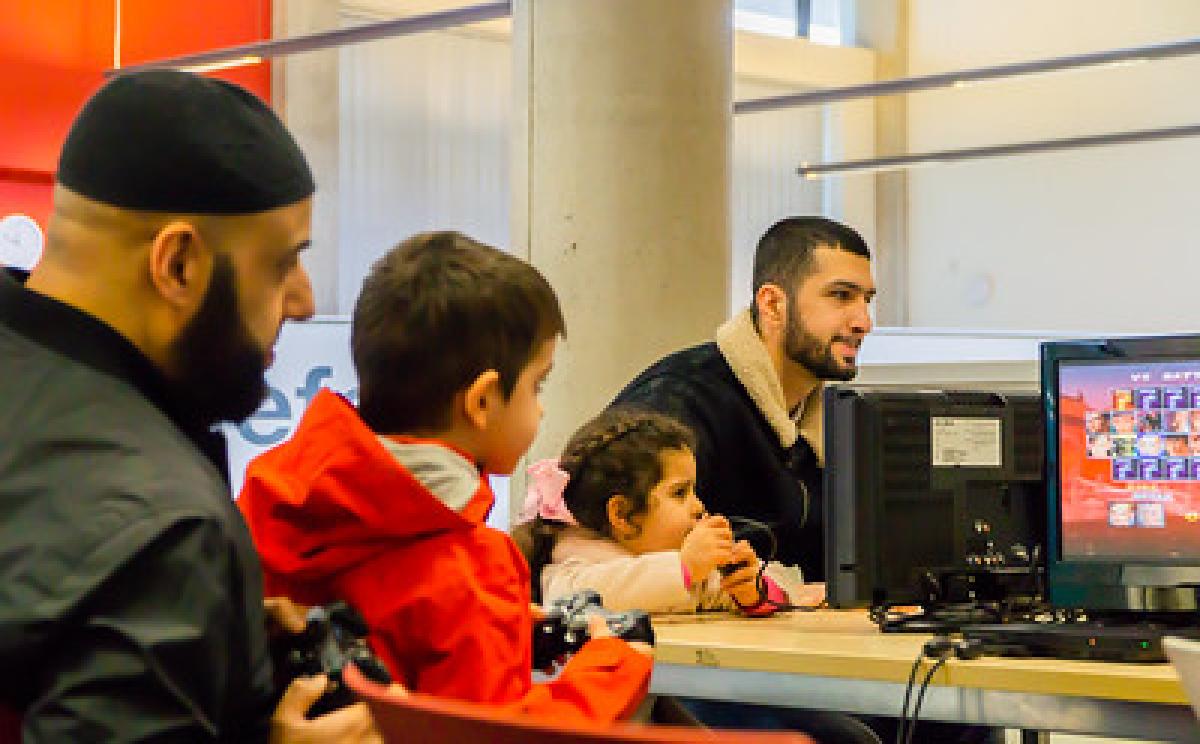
0 173 55 229
0 0 273 233
120 0 273 100
0 1 115 70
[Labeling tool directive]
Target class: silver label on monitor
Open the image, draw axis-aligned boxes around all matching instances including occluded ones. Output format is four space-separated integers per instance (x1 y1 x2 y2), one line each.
931 417 1002 467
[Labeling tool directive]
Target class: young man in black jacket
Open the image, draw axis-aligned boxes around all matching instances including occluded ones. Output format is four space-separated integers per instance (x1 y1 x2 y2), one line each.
614 216 1002 743
0 71 380 743
614 216 875 582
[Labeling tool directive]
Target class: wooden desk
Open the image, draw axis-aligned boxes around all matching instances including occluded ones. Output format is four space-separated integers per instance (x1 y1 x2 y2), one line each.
649 611 1199 741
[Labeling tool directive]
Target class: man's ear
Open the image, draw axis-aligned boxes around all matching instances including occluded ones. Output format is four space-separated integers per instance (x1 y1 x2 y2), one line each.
147 220 211 311
606 494 638 540
462 369 503 431
754 282 788 331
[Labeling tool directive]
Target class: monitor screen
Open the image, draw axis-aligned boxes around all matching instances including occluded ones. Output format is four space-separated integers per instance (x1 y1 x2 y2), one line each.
1044 335 1200 613
1058 359 1200 563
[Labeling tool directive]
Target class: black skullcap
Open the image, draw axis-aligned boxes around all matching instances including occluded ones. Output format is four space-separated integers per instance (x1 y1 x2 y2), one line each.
57 70 314 215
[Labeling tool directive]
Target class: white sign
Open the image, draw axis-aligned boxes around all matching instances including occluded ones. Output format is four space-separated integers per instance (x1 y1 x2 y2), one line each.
0 214 44 271
224 317 509 530
931 417 1002 467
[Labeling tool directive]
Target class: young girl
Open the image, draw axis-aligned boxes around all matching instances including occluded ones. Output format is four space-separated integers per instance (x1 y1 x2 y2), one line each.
514 407 885 744
514 406 814 614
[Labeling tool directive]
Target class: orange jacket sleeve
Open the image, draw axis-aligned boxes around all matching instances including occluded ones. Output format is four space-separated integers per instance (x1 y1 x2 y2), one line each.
370 569 651 725
503 637 653 724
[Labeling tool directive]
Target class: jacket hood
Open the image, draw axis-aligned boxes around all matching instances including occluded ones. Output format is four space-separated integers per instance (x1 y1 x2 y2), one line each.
239 389 493 583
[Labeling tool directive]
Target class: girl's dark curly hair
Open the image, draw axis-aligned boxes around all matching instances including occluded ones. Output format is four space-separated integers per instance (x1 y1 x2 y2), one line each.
512 406 695 602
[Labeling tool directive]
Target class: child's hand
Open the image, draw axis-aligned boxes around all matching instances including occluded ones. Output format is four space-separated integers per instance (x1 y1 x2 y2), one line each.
720 540 764 607
586 615 654 658
680 514 734 582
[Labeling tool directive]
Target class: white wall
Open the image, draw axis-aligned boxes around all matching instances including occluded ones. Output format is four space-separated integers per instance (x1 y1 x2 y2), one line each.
333 15 874 318
731 79 825 312
338 20 511 312
906 0 1200 333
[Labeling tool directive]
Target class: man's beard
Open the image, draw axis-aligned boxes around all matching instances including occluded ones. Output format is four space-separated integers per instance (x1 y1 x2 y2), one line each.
783 310 859 382
169 254 269 427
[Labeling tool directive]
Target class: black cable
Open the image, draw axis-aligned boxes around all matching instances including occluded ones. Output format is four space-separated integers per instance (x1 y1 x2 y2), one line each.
896 639 956 743
905 655 949 744
726 516 788 611
721 516 827 613
1031 543 1045 603
873 594 1047 634
871 550 1051 634
728 515 779 562
895 654 925 744
759 599 824 612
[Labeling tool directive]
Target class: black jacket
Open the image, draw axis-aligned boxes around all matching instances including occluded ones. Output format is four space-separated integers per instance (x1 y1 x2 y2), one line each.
613 342 825 579
0 270 274 742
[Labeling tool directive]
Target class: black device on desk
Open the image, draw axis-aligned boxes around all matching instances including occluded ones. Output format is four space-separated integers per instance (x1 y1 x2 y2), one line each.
961 335 1200 663
823 386 1046 629
961 621 1200 663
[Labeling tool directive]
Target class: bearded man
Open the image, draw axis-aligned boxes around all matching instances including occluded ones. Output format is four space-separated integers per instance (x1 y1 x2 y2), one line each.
0 71 380 742
613 216 875 580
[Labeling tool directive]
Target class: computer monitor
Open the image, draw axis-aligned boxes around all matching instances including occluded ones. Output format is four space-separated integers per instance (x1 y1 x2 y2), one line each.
824 386 1045 608
1044 335 1200 614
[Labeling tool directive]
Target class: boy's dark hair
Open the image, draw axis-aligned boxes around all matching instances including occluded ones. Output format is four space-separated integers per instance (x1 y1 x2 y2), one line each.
352 231 565 433
513 407 695 603
750 216 871 324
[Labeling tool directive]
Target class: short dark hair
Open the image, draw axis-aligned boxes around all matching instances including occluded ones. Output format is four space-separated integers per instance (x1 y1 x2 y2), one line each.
751 216 870 319
352 231 565 433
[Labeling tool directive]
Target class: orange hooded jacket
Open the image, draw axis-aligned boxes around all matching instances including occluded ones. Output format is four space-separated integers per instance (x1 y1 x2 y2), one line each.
237 390 651 724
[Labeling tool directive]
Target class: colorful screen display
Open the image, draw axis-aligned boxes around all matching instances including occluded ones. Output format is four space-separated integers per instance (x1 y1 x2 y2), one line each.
1059 360 1200 561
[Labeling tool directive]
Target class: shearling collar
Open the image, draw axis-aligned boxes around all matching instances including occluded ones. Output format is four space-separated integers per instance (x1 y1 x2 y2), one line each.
715 309 825 463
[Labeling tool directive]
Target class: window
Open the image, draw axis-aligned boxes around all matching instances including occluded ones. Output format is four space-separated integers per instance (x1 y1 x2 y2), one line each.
734 0 799 37
733 0 850 44
807 0 847 45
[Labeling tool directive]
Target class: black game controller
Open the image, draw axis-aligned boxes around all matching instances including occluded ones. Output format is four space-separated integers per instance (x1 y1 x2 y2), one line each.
273 601 393 718
718 561 753 577
532 590 654 670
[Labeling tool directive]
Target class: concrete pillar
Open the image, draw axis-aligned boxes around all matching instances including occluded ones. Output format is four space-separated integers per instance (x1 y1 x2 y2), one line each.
512 0 733 485
855 0 910 326
273 0 341 315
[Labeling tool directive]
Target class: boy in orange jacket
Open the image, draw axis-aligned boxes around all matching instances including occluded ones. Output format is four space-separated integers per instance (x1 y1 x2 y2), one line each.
238 232 652 723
